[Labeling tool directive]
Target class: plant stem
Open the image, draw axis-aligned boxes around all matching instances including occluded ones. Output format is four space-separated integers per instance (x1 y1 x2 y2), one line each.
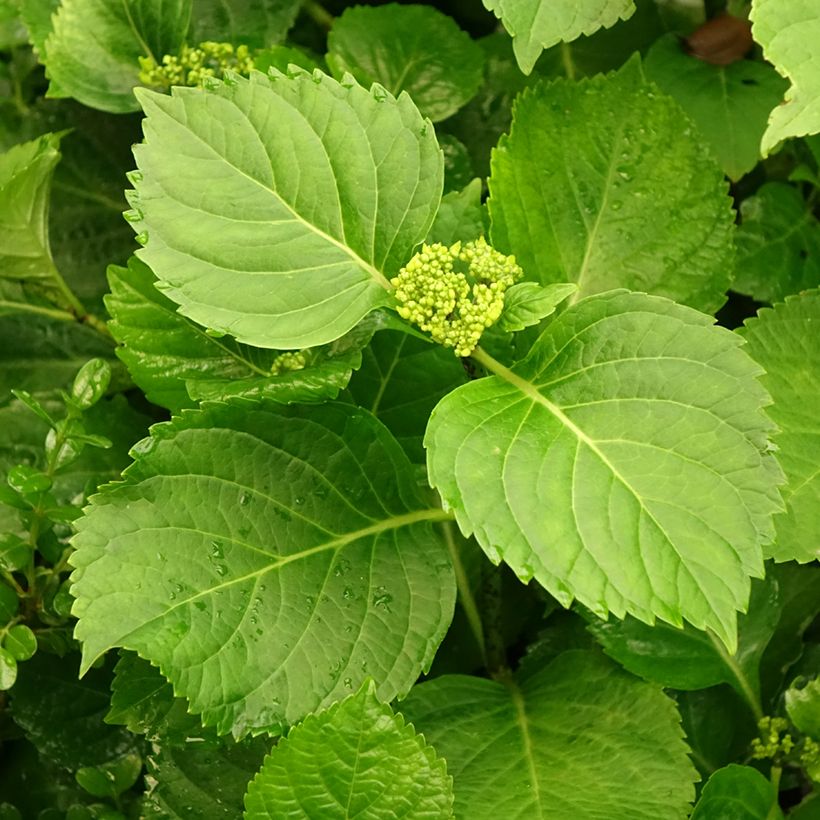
560 42 576 81
303 0 334 29
441 521 488 668
767 766 782 819
483 564 509 676
706 629 764 723
0 301 77 323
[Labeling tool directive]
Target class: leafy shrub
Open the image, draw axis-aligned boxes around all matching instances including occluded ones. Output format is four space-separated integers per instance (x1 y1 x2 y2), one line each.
0 0 819 817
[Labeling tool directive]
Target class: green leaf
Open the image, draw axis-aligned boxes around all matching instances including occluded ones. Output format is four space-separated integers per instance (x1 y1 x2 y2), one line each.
498 282 577 332
402 649 696 819
489 58 736 314
327 4 484 122
0 1 25 50
107 652 213 744
75 752 142 799
644 34 787 181
0 315 119 401
244 681 454 819
426 179 486 246
586 574 780 712
733 183 820 304
740 291 820 563
43 0 191 113
18 0 59 56
106 257 376 413
190 0 301 48
0 133 61 285
10 653 138 768
0 648 16 690
2 625 37 662
129 70 442 349
482 0 636 74
426 290 782 649
346 330 467 463
439 134 474 194
786 677 820 739
751 0 820 155
0 583 18 623
144 736 268 819
690 764 782 820
71 402 455 736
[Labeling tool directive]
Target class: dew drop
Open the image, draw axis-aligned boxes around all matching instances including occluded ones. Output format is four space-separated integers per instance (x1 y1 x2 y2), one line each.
239 492 251 506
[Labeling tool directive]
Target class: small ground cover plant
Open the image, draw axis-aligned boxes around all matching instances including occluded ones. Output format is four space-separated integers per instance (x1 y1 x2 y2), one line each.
0 0 819 816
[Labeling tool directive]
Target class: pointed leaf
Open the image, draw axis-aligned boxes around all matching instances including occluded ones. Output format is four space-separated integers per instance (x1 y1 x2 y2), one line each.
0 133 61 284
426 290 782 647
498 282 577 332
644 34 787 181
426 179 485 245
129 70 443 349
482 0 636 74
244 681 454 819
690 764 782 820
327 4 484 122
106 257 375 412
43 0 192 113
740 290 820 563
71 402 456 736
733 183 820 304
489 59 736 313
401 649 697 819
751 0 820 155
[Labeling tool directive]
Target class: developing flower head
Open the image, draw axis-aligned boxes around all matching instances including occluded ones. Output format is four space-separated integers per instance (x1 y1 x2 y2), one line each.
269 351 307 375
751 716 794 760
139 42 255 89
391 237 522 356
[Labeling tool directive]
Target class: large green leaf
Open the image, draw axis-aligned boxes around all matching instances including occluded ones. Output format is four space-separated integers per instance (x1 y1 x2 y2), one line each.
426 179 485 246
482 0 636 74
44 0 191 113
751 0 820 155
144 736 268 819
129 70 442 349
346 330 467 463
690 764 782 820
426 290 782 649
402 649 696 819
71 402 456 736
190 0 302 48
489 59 736 314
10 654 138 769
733 183 820 304
326 4 484 122
0 133 60 286
740 291 820 563
244 681 454 819
106 257 376 413
587 574 781 714
644 34 787 181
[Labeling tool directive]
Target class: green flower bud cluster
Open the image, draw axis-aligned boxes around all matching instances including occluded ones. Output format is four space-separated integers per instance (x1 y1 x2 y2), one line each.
802 737 820 770
139 42 254 89
751 717 794 760
270 351 307 375
391 237 522 357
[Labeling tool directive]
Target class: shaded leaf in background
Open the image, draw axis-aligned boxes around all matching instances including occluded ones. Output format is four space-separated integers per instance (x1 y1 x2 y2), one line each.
733 183 820 304
426 179 486 245
690 764 783 820
751 0 820 155
327 4 484 122
644 34 787 181
489 59 735 313
586 574 781 715
130 70 442 349
346 330 466 463
439 134 474 193
402 649 696 819
426 291 781 648
106 257 377 413
244 681 454 819
740 290 820 563
107 652 212 745
190 0 302 48
10 653 137 769
144 736 269 819
482 0 636 74
71 402 455 736
44 0 191 113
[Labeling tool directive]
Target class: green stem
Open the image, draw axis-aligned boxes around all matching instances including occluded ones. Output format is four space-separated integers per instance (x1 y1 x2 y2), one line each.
41 260 112 339
303 0 334 29
0 301 77 323
483 564 509 676
560 42 576 81
706 629 764 722
767 766 782 819
441 521 487 668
